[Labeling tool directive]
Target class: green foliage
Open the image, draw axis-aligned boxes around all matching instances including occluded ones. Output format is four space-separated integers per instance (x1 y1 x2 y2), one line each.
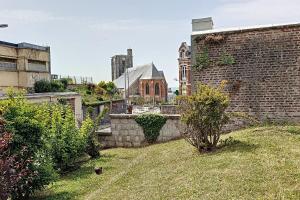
219 51 236 66
80 107 109 158
34 79 51 93
135 114 167 143
178 83 229 152
59 78 69 90
193 48 236 70
0 93 58 198
174 90 179 96
34 79 66 93
72 81 120 105
50 80 65 92
36 104 88 171
194 48 211 70
287 126 300 135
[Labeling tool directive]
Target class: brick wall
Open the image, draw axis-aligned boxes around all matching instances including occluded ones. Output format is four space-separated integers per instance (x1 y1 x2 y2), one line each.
191 24 300 122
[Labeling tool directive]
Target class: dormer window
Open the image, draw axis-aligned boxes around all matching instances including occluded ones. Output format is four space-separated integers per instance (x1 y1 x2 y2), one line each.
180 50 185 58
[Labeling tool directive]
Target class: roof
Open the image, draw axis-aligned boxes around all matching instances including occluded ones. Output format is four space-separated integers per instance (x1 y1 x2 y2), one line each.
179 42 191 52
113 63 165 89
0 40 49 51
192 22 300 36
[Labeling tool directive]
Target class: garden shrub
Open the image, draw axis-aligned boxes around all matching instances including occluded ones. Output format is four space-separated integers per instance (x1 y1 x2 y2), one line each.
80 107 109 158
34 79 65 93
0 93 57 198
36 103 88 171
178 82 229 152
50 80 65 92
59 78 69 90
0 130 36 200
135 114 167 143
34 79 51 93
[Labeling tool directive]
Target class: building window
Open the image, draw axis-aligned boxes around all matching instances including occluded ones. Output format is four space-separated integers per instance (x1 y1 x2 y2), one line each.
181 65 186 80
155 83 160 95
180 50 185 58
0 57 17 70
145 83 150 95
28 60 47 72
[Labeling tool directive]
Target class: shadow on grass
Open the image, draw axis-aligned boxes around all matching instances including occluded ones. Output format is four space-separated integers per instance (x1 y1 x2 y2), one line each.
62 153 116 180
216 139 259 154
32 191 74 200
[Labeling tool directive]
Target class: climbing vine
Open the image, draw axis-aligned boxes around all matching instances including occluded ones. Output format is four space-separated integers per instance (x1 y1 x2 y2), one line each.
135 114 167 143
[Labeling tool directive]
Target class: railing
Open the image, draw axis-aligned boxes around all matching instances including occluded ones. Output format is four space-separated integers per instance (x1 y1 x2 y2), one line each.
52 75 94 84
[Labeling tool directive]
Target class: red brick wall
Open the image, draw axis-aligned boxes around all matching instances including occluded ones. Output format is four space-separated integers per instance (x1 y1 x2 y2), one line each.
178 58 192 96
191 24 300 122
139 79 167 103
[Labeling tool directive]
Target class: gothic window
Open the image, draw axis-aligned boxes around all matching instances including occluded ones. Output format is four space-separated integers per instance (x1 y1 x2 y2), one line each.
182 65 186 80
155 83 160 95
145 83 150 95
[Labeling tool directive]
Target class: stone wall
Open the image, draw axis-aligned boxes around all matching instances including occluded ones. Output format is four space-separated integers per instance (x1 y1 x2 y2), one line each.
191 23 300 122
82 99 126 125
98 114 182 148
160 105 179 114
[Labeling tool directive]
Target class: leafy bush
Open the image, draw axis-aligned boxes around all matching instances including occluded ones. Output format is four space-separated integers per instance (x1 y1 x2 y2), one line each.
178 83 229 152
34 79 65 93
34 79 51 93
59 78 69 90
135 114 167 143
50 80 65 92
36 104 88 171
0 93 57 198
0 131 36 200
80 107 109 158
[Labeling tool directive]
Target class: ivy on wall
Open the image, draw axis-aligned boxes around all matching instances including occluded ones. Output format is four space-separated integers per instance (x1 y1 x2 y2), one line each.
135 114 167 143
193 34 236 71
194 49 236 71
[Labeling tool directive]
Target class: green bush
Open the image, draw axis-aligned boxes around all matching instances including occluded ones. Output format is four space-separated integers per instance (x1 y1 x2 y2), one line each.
50 80 65 92
34 79 51 93
0 93 58 198
59 78 69 90
36 104 88 171
34 79 65 93
80 107 109 158
135 114 167 143
178 83 229 152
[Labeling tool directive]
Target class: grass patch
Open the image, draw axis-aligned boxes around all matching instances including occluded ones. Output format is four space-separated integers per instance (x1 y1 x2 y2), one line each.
287 126 300 135
34 126 300 200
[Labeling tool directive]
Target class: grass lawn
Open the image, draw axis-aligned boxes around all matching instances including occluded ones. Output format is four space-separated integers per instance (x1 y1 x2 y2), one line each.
34 126 300 200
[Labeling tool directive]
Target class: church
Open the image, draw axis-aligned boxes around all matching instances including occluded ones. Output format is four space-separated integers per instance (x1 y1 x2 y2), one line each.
113 62 168 103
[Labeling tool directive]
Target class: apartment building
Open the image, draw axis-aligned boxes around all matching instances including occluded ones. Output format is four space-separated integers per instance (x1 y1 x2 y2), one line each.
0 41 51 92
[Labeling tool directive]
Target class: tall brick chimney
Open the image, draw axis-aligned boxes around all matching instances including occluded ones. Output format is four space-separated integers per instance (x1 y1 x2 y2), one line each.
192 17 214 32
127 49 133 68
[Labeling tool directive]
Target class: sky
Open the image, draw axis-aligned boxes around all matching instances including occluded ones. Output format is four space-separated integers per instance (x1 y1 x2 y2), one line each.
1 0 300 87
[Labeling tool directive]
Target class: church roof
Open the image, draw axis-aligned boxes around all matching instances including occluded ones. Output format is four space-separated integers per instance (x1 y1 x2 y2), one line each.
114 63 165 89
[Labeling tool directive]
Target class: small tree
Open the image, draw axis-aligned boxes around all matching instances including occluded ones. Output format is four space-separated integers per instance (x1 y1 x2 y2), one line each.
178 83 229 152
